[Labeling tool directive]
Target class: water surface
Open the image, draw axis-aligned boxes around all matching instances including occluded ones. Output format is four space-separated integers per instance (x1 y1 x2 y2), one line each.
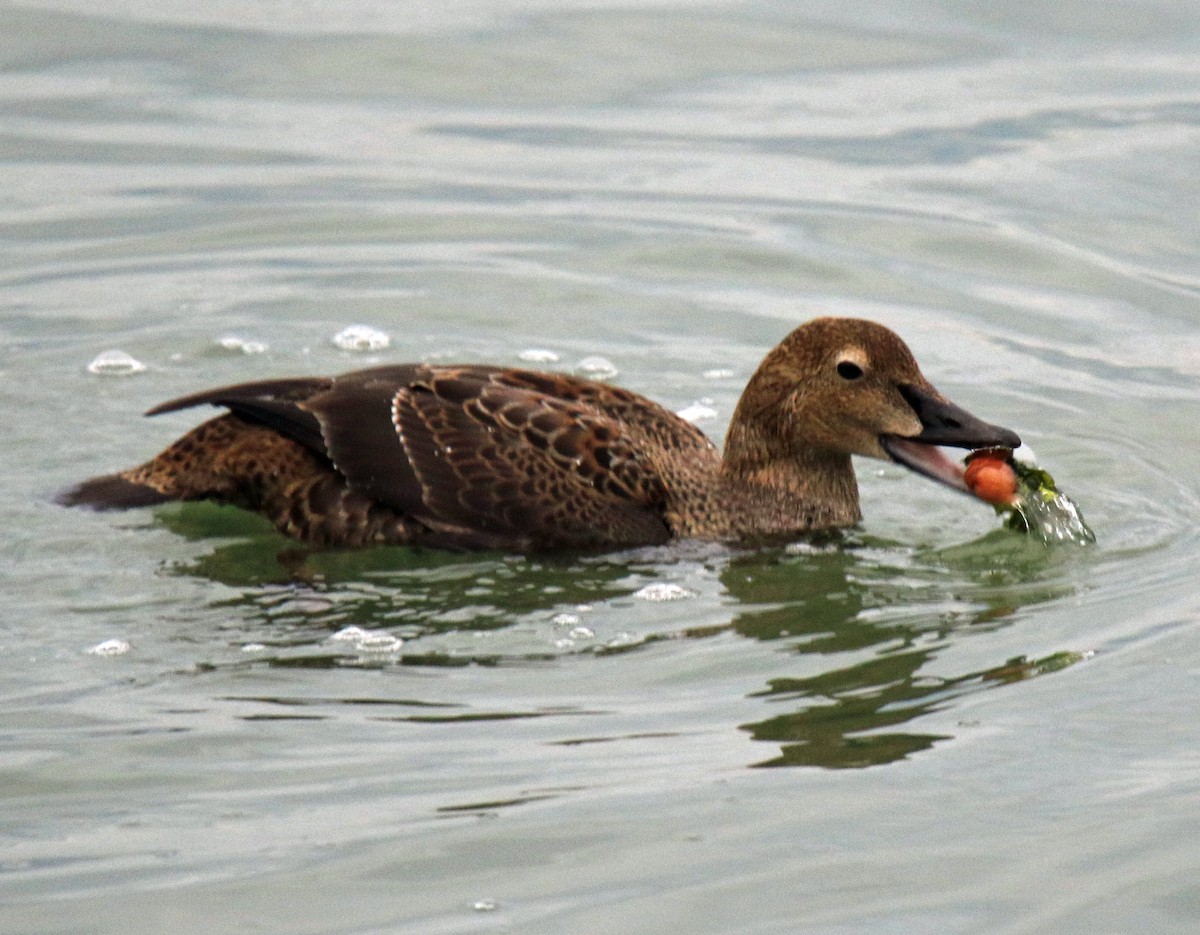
4 2 1200 933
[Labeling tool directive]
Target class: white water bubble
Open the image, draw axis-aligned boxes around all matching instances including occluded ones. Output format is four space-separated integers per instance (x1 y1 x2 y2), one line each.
518 348 560 363
241 643 267 653
634 582 692 602
332 324 390 352
675 400 718 424
568 626 595 640
357 633 404 652
703 368 735 379
552 613 582 627
87 350 146 376
216 335 268 355
784 540 838 556
473 899 497 912
330 625 403 653
577 355 618 379
87 638 131 656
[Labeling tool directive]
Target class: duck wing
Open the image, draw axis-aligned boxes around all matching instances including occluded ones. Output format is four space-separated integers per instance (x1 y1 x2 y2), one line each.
149 364 678 549
313 366 674 548
146 375 334 457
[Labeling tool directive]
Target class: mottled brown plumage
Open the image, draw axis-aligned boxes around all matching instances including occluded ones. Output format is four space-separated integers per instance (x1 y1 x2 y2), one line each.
59 317 1021 551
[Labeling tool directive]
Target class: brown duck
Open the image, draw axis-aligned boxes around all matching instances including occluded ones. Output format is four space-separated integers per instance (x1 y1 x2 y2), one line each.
60 317 1020 551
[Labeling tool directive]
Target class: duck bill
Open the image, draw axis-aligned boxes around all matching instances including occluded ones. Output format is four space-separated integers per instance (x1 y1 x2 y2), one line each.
880 384 1021 493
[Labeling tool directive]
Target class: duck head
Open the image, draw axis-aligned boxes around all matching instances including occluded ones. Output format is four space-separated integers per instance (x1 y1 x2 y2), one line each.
727 317 1020 494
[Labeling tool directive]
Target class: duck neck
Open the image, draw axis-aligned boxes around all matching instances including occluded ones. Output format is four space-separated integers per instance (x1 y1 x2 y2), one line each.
719 421 861 537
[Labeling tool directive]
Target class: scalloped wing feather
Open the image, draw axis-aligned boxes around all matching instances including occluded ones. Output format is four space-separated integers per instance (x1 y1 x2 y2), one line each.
389 371 674 548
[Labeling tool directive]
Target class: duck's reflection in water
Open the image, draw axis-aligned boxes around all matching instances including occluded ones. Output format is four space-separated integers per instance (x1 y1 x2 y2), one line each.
723 537 1084 768
160 504 1085 769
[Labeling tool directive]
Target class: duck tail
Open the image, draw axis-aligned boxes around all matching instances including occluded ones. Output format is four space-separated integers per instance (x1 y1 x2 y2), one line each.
56 472 173 511
56 413 314 516
56 413 252 512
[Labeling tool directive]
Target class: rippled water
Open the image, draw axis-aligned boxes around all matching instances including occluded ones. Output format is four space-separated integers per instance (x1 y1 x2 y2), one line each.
5 2 1200 933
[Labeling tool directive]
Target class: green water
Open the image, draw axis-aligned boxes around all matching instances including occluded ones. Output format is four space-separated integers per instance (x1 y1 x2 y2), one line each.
5 2 1200 933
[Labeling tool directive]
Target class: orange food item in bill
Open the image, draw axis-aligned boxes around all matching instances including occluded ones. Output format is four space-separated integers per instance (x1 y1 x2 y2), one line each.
964 451 1018 506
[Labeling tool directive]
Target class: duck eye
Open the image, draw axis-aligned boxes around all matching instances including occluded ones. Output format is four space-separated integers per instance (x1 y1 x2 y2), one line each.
836 360 864 380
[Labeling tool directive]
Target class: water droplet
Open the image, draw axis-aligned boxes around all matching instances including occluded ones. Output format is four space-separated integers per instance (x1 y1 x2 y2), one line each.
332 324 390 352
634 583 692 602
87 638 131 656
87 350 146 376
577 355 617 379
1005 457 1095 546
1013 491 1096 545
216 335 268 355
518 348 559 363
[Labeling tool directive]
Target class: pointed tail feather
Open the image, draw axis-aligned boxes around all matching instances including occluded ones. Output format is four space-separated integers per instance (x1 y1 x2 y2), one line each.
56 473 171 511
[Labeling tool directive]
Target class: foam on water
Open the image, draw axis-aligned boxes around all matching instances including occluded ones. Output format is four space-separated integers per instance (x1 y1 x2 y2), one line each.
216 335 268 354
87 638 131 656
332 324 390 352
518 348 560 363
676 399 718 423
86 349 146 376
329 625 403 653
576 355 618 379
633 582 692 602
